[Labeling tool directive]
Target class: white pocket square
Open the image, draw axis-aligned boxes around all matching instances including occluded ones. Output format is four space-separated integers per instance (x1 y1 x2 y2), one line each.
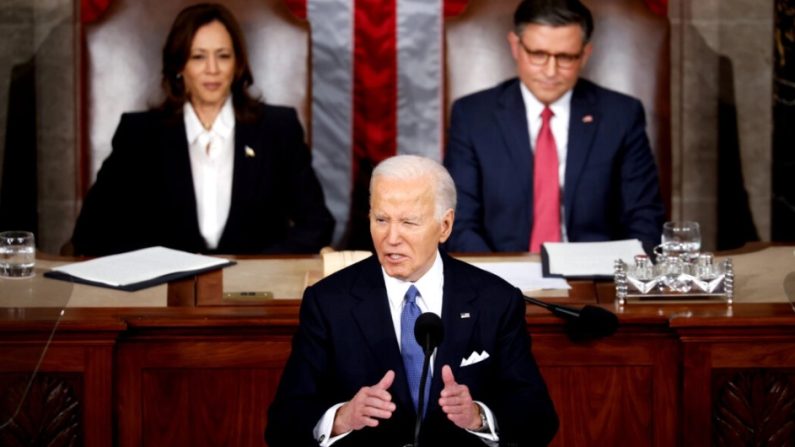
460 350 490 367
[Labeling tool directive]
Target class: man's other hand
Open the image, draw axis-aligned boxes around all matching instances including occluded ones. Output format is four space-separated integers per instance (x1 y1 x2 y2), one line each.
439 364 482 430
332 370 397 435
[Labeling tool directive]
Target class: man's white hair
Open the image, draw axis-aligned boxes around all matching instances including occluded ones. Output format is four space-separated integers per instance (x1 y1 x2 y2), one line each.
370 155 457 220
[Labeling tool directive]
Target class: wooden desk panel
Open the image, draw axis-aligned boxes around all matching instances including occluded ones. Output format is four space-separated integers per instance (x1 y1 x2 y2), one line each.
3 294 795 446
118 338 291 447
0 313 122 447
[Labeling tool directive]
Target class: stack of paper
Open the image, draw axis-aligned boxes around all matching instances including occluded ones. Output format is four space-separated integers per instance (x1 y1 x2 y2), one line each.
472 261 570 292
45 246 234 291
542 239 646 277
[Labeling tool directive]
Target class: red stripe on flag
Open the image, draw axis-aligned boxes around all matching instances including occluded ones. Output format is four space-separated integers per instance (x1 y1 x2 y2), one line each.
348 0 397 248
282 0 308 20
81 0 112 23
353 0 397 171
444 0 468 18
353 0 397 170
643 0 668 16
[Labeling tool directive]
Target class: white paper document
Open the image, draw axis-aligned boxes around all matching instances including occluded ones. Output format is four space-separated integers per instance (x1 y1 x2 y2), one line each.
543 239 645 277
47 246 232 289
471 261 570 292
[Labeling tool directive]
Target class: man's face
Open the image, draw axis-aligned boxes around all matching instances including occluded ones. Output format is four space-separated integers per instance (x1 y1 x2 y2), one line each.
508 23 592 104
370 175 454 283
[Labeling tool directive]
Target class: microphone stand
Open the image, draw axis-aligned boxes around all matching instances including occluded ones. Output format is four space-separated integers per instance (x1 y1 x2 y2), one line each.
413 334 433 447
409 312 443 447
523 295 619 340
524 295 580 319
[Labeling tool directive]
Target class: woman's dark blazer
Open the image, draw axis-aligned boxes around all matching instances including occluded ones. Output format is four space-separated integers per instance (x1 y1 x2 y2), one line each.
72 103 334 256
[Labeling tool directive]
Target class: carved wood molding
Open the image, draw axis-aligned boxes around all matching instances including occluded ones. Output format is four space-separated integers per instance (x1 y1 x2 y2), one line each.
0 374 80 446
713 368 795 446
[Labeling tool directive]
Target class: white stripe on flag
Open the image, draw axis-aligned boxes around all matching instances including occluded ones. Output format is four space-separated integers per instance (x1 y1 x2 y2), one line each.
308 0 355 245
396 0 444 161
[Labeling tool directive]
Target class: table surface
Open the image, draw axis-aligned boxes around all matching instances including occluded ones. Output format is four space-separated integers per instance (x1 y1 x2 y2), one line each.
1 246 793 309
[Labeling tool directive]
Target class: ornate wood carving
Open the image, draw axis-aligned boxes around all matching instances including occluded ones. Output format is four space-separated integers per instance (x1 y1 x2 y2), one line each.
713 369 795 447
0 374 80 446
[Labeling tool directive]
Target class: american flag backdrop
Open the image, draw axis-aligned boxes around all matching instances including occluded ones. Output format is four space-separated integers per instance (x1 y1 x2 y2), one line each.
282 0 467 248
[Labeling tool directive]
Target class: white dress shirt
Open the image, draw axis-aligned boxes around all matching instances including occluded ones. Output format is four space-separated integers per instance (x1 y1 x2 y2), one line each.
314 251 498 446
183 97 235 249
519 83 573 242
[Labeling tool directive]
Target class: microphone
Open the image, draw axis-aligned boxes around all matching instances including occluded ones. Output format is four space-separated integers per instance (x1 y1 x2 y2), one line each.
412 313 444 447
415 313 444 355
523 295 618 341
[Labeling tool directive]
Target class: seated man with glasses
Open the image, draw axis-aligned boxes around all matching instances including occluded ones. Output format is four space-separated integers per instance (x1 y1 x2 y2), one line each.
444 0 665 253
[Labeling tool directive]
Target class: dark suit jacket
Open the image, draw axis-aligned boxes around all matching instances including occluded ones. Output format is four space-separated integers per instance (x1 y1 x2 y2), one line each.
444 78 665 252
266 251 558 447
72 103 334 255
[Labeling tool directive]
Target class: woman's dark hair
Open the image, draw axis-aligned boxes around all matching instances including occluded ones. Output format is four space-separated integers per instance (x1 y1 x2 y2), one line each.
159 3 260 121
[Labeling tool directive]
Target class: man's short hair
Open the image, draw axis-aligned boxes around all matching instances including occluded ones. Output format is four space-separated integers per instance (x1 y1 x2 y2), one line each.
370 155 457 221
513 0 594 44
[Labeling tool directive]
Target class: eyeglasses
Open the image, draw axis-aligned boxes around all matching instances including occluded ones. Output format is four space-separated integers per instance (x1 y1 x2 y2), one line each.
517 39 583 69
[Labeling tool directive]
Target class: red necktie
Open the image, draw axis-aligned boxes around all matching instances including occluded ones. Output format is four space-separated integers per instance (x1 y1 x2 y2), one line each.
530 106 561 252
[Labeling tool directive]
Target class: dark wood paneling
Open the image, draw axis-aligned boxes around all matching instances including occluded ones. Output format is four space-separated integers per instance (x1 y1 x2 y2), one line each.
117 337 290 447
543 366 653 446
712 368 795 446
534 330 678 447
3 302 795 446
0 374 81 447
0 329 118 447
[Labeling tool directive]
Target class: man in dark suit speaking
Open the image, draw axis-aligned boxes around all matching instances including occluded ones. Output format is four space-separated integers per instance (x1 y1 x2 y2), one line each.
266 155 558 446
444 0 665 253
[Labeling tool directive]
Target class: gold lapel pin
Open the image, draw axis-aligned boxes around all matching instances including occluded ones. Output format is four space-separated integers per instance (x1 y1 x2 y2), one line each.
245 146 256 158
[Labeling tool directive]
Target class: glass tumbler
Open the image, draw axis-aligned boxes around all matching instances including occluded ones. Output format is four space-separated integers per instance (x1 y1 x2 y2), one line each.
0 231 35 278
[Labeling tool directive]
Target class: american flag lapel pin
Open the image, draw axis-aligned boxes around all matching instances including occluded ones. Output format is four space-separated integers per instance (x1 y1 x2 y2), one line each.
582 115 594 124
245 146 256 158
460 312 470 319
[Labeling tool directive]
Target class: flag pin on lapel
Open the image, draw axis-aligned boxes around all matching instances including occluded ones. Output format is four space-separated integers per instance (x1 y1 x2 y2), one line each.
460 312 470 319
245 146 256 158
582 115 594 123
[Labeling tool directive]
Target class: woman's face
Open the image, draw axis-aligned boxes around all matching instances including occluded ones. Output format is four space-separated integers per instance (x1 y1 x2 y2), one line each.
182 20 236 111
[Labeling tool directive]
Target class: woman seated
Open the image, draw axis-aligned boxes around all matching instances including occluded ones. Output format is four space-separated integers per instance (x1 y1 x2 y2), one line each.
72 3 334 256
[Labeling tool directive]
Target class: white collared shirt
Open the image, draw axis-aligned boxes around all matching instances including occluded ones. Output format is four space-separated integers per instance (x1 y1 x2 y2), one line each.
314 251 498 446
382 250 444 344
183 97 235 249
519 83 572 242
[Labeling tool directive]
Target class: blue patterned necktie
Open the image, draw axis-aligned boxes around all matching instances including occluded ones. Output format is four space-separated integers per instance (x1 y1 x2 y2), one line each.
400 285 430 415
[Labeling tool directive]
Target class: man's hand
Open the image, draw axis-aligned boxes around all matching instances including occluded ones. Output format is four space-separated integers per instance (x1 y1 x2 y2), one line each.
332 370 397 435
439 365 482 430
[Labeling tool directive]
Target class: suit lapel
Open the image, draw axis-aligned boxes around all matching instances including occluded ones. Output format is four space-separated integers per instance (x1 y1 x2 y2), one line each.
349 258 415 412
564 80 598 231
223 119 255 236
496 80 533 204
430 254 478 413
162 119 203 240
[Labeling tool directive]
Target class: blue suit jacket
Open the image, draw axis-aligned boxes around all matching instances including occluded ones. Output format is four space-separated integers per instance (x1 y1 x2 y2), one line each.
266 251 558 447
444 78 665 252
72 103 334 255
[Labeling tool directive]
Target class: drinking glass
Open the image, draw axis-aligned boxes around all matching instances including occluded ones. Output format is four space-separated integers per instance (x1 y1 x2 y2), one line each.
0 231 35 278
661 221 701 261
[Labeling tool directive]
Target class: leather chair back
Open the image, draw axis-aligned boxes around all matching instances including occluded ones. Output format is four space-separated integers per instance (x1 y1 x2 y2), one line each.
445 0 671 211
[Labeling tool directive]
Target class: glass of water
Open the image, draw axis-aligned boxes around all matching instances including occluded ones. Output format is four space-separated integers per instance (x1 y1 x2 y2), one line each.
0 231 35 278
661 221 701 261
